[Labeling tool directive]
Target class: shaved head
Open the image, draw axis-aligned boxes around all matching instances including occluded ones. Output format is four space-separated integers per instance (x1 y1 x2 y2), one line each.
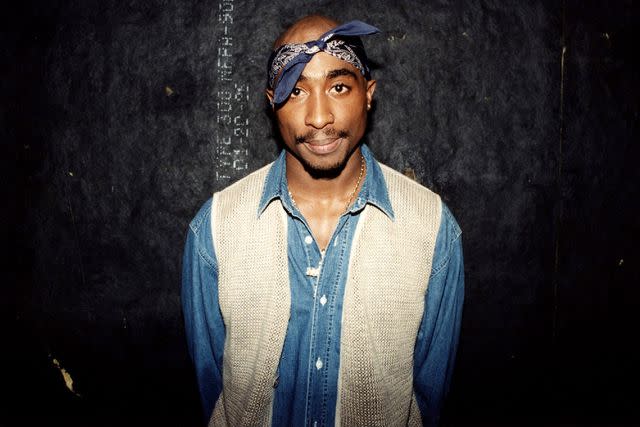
274 15 339 48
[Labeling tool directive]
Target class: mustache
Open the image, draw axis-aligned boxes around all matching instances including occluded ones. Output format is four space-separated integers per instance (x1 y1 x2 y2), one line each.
295 129 349 144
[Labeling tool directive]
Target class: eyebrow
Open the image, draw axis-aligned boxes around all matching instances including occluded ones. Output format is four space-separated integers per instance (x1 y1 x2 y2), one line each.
327 68 358 80
298 68 358 82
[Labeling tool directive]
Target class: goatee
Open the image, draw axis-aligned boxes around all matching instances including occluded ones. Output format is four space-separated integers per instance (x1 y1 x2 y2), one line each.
293 129 355 179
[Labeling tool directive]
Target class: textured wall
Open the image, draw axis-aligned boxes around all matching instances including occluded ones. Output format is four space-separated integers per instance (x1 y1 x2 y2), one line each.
551 1 639 422
4 0 638 425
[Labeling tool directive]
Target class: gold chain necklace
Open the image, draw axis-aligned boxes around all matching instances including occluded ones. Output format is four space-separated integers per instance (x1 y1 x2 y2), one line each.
289 154 366 214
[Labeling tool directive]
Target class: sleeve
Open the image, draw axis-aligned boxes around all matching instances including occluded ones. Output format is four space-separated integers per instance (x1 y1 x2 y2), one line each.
181 198 226 421
413 202 465 426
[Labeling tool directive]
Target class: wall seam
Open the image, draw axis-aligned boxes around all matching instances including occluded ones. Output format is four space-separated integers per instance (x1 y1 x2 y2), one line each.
552 0 567 344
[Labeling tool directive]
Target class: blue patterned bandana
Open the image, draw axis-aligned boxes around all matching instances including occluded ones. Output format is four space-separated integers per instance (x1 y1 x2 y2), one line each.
267 20 380 106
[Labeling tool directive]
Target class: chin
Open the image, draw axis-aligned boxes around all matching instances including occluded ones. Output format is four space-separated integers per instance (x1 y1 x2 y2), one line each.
298 152 351 179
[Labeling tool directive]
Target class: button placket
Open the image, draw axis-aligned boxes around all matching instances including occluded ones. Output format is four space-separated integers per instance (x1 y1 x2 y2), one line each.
303 210 358 426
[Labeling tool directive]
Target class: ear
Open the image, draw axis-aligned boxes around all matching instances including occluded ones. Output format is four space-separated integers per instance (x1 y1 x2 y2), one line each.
265 88 275 108
365 79 377 108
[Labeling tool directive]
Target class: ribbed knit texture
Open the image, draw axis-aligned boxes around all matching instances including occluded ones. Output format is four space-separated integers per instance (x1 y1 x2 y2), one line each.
209 164 290 427
336 164 441 426
209 161 441 427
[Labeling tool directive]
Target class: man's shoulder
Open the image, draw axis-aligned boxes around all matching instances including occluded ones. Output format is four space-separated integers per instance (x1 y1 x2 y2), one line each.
215 162 274 197
187 162 273 232
188 197 213 234
372 161 462 238
377 161 441 205
212 161 277 222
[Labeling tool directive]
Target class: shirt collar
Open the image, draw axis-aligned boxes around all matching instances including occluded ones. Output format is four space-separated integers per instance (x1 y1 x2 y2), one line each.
257 144 395 220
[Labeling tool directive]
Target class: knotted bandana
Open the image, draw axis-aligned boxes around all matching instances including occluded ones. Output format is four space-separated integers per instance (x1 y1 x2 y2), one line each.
267 20 380 105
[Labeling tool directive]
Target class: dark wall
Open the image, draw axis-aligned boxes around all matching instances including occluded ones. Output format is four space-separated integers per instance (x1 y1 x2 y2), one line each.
551 1 639 422
3 1 638 425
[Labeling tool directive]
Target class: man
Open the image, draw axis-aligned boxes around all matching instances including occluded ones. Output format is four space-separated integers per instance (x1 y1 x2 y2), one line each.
182 15 464 427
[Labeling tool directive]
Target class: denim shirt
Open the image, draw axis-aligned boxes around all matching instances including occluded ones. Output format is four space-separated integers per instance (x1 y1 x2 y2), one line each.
182 145 464 426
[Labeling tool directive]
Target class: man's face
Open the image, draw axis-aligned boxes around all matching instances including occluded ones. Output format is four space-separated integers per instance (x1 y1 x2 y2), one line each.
268 52 376 175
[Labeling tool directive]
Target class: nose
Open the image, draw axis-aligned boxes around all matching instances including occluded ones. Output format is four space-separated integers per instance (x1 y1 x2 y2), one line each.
304 92 334 129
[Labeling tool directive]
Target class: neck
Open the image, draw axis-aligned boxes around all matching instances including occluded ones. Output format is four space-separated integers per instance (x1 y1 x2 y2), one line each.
286 147 364 203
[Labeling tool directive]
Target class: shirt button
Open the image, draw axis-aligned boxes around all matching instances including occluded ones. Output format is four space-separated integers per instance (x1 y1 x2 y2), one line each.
304 235 313 245
315 357 323 370
320 295 327 306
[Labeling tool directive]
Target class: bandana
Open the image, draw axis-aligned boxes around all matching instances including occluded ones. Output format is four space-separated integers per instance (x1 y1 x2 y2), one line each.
267 20 380 105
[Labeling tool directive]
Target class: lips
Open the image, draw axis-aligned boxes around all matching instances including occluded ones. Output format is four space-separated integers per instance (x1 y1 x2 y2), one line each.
304 138 343 155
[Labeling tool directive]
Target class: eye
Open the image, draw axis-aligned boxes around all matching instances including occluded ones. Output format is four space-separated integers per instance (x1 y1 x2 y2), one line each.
332 83 349 94
329 83 351 96
291 87 302 97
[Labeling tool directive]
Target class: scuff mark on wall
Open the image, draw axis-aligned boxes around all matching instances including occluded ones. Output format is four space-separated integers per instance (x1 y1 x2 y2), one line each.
387 32 407 42
402 167 418 182
50 355 81 397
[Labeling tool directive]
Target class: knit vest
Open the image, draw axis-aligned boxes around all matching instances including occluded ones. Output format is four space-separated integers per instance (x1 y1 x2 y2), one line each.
209 161 442 427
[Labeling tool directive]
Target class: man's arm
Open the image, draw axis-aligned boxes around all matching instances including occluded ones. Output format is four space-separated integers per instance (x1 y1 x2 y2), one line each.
413 203 464 426
181 198 225 421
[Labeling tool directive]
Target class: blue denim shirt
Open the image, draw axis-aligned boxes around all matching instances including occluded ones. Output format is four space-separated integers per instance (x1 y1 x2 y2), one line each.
182 145 464 426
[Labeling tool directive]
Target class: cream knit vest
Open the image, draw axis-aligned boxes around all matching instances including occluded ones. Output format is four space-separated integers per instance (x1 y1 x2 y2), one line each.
209 161 442 427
